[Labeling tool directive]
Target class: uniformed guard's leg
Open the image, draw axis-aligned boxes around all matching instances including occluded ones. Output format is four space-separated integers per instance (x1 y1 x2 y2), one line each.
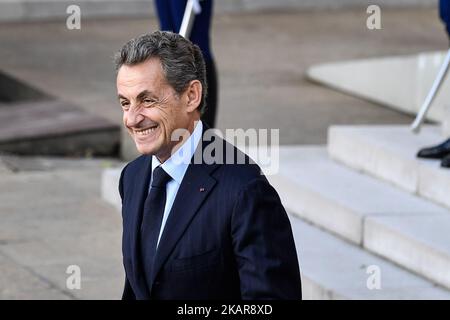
440 0 450 39
162 0 213 57
189 0 217 128
155 0 175 31
190 0 213 60
168 0 187 32
203 57 218 128
417 0 450 165
441 153 450 167
155 0 218 128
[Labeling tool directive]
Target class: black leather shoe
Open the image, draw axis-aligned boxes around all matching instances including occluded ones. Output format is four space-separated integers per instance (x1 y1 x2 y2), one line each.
417 137 450 159
441 154 450 168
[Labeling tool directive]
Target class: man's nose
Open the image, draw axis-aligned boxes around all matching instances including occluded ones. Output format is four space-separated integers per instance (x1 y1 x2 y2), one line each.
125 106 144 127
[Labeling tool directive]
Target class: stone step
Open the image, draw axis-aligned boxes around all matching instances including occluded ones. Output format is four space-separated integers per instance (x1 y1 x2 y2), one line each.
328 125 450 209
289 214 450 299
364 214 450 292
265 146 449 244
265 146 450 290
101 145 450 291
0 100 120 156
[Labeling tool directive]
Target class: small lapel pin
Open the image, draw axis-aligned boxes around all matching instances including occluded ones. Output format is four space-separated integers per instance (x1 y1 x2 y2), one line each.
199 187 205 192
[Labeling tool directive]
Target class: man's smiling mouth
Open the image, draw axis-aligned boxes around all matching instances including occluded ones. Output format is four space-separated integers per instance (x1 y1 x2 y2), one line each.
134 124 159 136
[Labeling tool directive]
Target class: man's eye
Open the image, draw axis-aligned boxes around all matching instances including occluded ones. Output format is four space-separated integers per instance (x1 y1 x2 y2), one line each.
121 101 130 109
143 99 157 107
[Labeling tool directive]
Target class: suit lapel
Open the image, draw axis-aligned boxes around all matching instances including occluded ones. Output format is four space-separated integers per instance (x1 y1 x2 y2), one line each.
128 155 152 298
150 163 217 288
149 127 220 290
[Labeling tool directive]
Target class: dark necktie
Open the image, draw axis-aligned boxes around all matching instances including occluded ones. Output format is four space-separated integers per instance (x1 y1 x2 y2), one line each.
140 165 171 289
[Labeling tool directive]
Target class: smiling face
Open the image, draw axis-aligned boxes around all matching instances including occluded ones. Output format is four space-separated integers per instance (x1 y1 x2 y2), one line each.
117 58 201 162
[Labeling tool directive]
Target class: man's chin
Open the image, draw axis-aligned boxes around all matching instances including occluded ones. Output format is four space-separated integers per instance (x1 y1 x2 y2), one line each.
135 142 157 155
131 131 162 155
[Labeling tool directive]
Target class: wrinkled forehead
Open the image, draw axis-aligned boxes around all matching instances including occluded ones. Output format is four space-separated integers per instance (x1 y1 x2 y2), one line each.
116 59 167 98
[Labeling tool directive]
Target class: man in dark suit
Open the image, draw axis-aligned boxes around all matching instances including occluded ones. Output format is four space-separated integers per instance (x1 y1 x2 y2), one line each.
115 31 302 300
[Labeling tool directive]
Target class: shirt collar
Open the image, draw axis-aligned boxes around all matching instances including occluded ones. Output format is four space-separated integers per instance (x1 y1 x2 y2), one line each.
151 120 203 185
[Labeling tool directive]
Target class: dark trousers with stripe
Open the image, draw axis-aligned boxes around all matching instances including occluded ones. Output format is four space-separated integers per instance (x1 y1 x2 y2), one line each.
155 0 218 127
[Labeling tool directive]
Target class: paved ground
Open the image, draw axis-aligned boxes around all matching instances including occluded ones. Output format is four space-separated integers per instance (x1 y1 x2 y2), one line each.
0 7 448 299
0 157 123 299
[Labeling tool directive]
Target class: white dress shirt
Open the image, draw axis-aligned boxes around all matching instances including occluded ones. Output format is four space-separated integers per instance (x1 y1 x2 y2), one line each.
149 120 203 248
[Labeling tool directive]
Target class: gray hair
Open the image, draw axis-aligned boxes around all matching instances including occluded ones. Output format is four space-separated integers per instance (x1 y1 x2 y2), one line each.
114 31 207 114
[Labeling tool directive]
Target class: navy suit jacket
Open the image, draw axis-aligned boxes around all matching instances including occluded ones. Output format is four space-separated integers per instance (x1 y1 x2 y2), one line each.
119 126 302 300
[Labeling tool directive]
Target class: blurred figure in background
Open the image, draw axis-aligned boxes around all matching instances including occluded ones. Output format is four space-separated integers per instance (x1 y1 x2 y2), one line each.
155 0 218 128
441 0 450 38
417 0 450 168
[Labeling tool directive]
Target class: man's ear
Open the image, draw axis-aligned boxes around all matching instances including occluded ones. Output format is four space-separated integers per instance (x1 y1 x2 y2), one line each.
185 80 202 113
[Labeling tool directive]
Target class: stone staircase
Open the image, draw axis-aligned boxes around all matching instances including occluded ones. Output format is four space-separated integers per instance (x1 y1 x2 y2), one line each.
328 125 450 208
101 124 450 299
268 142 450 298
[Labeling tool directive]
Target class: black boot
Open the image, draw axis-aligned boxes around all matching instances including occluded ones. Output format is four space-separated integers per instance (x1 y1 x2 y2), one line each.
417 137 450 159
201 58 218 128
441 153 450 168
